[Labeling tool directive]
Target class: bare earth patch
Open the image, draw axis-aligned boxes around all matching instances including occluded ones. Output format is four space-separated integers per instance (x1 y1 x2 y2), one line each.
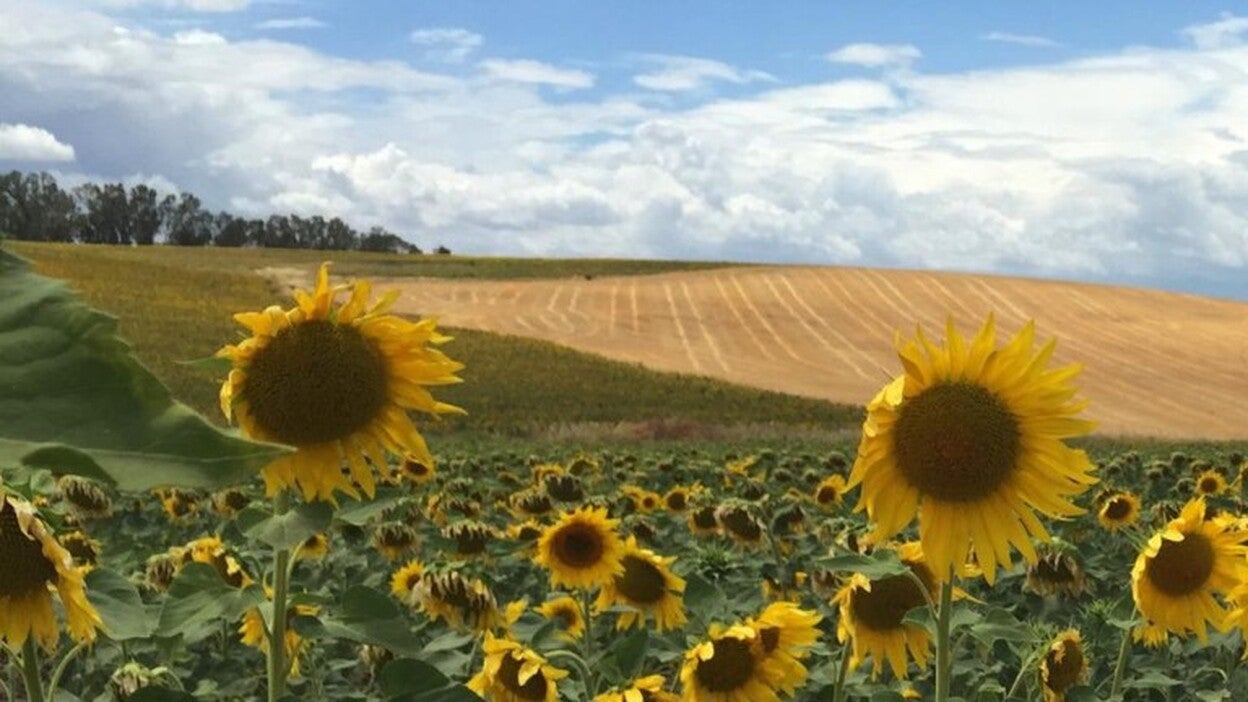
366 265 1248 440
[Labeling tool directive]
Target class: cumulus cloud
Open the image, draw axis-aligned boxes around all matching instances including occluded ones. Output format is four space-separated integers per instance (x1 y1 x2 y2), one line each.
1182 13 1248 49
409 27 482 63
826 42 921 68
0 124 76 162
632 54 775 92
255 17 327 30
980 31 1062 48
479 59 595 89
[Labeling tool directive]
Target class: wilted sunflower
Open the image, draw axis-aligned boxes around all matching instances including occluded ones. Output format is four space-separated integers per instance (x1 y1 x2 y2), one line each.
442 521 496 558
373 522 419 562
507 520 544 546
511 489 554 518
1196 470 1228 496
543 474 585 503
144 552 179 593
1039 630 1087 702
535 507 624 589
1025 549 1087 598
158 488 199 522
688 506 720 537
57 475 112 519
297 532 330 561
469 633 568 702
680 624 784 702
595 536 686 632
834 542 949 679
389 560 426 601
536 595 585 639
399 454 437 485
178 537 254 589
714 503 766 547
411 571 501 633
1132 498 1248 641
594 675 678 702
217 263 464 501
61 530 101 568
1097 491 1141 531
211 488 251 517
532 463 566 486
812 475 847 509
746 602 822 696
240 596 319 678
847 316 1098 584
0 494 102 649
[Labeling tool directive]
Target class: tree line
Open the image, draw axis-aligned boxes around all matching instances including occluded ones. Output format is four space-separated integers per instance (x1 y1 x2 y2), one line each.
0 171 445 254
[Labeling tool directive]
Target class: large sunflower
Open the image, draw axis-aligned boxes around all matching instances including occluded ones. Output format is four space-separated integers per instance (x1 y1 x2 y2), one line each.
745 602 822 696
594 536 687 632
847 316 1097 584
469 633 568 702
680 624 784 702
1131 498 1248 641
217 263 464 501
833 542 943 679
0 493 102 649
534 507 624 589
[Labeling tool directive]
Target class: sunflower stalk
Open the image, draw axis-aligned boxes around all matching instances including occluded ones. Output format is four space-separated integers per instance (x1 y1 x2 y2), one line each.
830 641 851 702
545 649 595 702
933 571 955 702
1108 623 1131 699
579 588 598 697
46 641 88 700
268 489 293 702
19 639 45 702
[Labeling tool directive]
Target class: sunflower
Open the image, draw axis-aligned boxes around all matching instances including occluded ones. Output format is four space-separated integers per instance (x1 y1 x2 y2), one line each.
746 602 822 696
1132 499 1248 641
812 475 847 509
372 522 419 562
57 476 112 519
714 503 765 547
178 537 254 589
594 675 678 702
217 262 464 502
1131 622 1168 648
536 595 585 639
511 489 554 518
1196 470 1228 496
507 520 544 545
532 463 566 486
623 486 662 514
411 571 501 633
297 532 330 561
535 507 624 589
469 633 568 702
211 488 251 517
61 531 101 568
834 542 945 679
159 489 199 522
443 521 496 558
688 506 720 537
594 536 686 632
761 571 808 603
144 552 179 593
1097 492 1141 531
680 624 784 702
664 486 694 513
1025 550 1087 598
239 597 319 679
1039 630 1087 702
847 316 1098 584
0 494 102 649
399 454 437 485
389 560 426 601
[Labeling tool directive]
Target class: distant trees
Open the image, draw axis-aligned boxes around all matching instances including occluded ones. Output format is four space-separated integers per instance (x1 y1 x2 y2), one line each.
0 170 425 253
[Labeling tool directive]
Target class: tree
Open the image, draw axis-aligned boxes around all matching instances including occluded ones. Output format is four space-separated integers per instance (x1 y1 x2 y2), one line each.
163 193 214 246
128 184 163 245
213 212 249 247
75 183 131 244
358 225 415 253
0 171 76 242
324 217 357 250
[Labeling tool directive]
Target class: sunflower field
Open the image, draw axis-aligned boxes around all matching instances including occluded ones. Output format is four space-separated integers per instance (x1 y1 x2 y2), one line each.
4 246 1248 702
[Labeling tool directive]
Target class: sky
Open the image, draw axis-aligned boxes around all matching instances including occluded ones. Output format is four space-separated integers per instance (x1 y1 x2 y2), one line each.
3 2 1248 298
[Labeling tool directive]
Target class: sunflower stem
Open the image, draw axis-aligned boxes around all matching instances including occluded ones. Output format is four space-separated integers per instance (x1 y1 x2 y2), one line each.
830 641 851 702
46 641 87 700
545 650 595 701
19 639 45 702
579 588 597 698
933 570 955 702
268 489 293 702
1108 623 1131 700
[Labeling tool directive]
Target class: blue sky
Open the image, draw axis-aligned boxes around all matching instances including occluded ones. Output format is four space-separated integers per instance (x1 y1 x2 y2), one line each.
3 1 1248 298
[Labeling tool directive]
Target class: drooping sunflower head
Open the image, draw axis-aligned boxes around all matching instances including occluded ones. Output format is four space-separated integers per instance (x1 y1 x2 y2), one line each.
1196 470 1228 496
144 551 179 593
372 522 419 562
847 316 1098 584
1040 630 1087 702
442 521 497 558
411 570 501 633
469 633 568 702
57 475 113 519
1131 498 1248 642
400 454 437 485
543 474 585 503
507 520 544 545
813 474 848 509
688 505 720 536
211 488 251 517
594 675 678 702
680 624 782 702
1097 491 1141 531
1025 549 1087 598
297 532 330 561
714 502 766 546
536 595 585 639
0 493 102 649
61 530 101 568
158 488 199 522
534 507 624 589
217 263 464 502
594 536 687 632
511 489 554 518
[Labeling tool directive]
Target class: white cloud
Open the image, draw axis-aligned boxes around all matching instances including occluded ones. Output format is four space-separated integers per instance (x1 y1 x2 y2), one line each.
409 27 482 63
256 17 327 30
92 0 250 11
826 42 921 68
479 59 594 89
0 124 76 162
980 31 1062 48
632 54 775 92
1183 13 1248 49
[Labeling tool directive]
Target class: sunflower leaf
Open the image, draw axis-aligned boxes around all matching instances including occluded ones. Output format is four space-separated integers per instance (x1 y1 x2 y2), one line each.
236 502 333 551
0 247 287 491
85 568 160 641
156 563 265 642
316 585 426 657
378 658 479 702
818 550 910 580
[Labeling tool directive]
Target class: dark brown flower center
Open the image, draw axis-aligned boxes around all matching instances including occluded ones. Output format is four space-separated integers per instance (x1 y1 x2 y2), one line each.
552 604 578 629
1146 532 1215 596
893 382 1021 502
695 636 756 692
243 319 389 446
615 554 667 604
553 523 605 568
759 627 780 653
1043 638 1085 692
0 501 59 597
498 652 548 700
666 492 688 511
816 485 839 504
1199 477 1222 494
1102 496 1133 521
692 507 717 530
850 567 931 631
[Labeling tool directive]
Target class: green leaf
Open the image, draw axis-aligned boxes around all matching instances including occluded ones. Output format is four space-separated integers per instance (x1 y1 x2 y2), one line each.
85 568 158 641
379 658 479 702
684 572 727 622
819 550 910 580
0 247 287 491
129 690 197 702
334 487 405 526
236 502 333 551
317 586 425 657
607 628 649 679
157 563 265 641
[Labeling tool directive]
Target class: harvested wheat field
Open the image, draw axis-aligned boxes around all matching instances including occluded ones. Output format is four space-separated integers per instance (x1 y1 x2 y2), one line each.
379 266 1248 439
